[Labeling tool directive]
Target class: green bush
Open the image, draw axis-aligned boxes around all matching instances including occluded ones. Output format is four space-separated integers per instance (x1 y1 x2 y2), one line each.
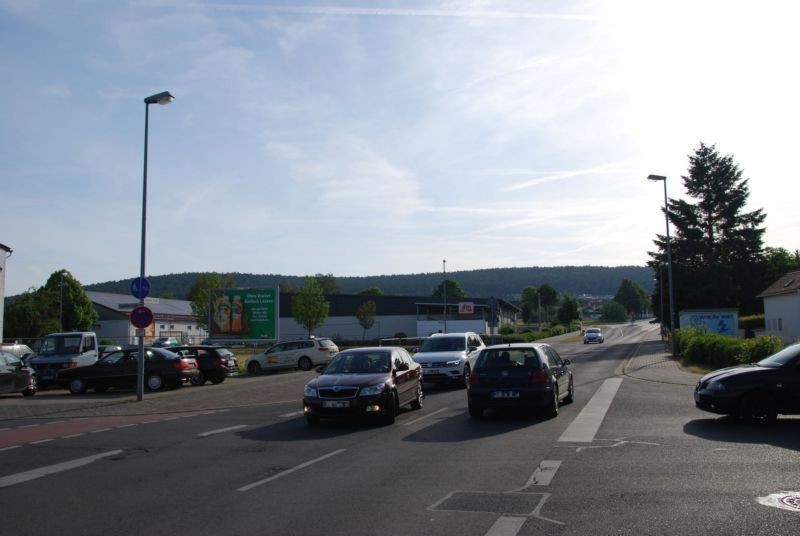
499 323 516 335
739 314 765 331
676 327 783 368
736 336 783 364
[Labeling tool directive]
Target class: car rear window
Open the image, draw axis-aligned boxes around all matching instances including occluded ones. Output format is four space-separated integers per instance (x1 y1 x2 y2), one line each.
476 348 541 370
318 339 336 348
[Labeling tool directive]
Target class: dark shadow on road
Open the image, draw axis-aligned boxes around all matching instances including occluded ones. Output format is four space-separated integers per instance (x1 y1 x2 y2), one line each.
683 417 800 452
401 408 553 443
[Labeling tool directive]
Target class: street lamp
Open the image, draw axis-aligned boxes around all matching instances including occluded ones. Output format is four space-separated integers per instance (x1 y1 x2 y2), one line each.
442 259 447 333
137 91 174 401
647 174 678 356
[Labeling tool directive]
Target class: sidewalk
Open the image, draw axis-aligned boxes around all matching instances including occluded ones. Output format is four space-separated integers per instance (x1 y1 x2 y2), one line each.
622 338 702 387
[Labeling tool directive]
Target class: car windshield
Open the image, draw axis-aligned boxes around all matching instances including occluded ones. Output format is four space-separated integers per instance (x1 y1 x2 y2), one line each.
324 351 391 374
587 329 600 334
476 348 540 370
38 335 81 355
757 344 800 368
419 336 466 352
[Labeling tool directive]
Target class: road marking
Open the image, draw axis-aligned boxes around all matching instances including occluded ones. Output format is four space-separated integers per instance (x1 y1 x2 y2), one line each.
197 425 248 438
0 445 21 452
30 439 55 445
91 428 112 433
512 460 562 490
485 516 526 536
0 450 123 488
18 424 39 429
116 424 137 429
237 449 346 492
280 411 303 418
558 378 622 443
404 407 449 426
62 433 85 439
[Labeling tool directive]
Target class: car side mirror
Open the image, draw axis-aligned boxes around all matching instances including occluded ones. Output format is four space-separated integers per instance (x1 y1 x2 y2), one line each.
411 347 419 353
468 345 478 352
315 365 326 374
397 363 409 372
562 359 571 366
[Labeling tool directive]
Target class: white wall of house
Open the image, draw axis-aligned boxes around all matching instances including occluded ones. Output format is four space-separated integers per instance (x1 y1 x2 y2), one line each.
417 319 487 336
763 293 800 343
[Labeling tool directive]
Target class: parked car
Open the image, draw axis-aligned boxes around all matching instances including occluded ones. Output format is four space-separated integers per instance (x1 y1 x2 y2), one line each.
467 343 574 418
0 350 37 396
152 337 179 348
56 347 199 394
171 345 239 385
302 347 423 425
245 337 339 374
411 332 485 387
694 343 800 423
583 328 604 344
0 343 36 365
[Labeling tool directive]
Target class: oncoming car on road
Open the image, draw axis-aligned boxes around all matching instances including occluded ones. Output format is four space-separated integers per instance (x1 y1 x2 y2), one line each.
583 328 604 344
302 347 423 426
412 332 485 387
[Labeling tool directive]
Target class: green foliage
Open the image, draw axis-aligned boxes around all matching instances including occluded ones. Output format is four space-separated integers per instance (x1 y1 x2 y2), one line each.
431 279 466 298
739 314 765 331
498 323 515 335
291 277 330 337
519 285 538 323
356 300 377 341
737 336 783 364
358 286 384 296
537 284 559 308
313 273 341 294
557 294 580 324
676 327 783 368
601 300 628 322
614 279 649 316
188 273 237 330
764 247 800 284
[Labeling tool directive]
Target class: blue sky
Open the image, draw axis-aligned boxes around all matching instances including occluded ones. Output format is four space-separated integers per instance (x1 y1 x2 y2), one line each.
2 0 798 296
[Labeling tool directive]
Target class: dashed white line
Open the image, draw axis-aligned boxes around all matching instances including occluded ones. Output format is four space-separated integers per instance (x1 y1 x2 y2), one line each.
62 433 85 439
197 425 248 438
404 407 449 426
116 424 137 429
30 439 55 445
237 449 346 492
90 428 112 434
0 449 123 488
0 445 22 452
280 411 303 418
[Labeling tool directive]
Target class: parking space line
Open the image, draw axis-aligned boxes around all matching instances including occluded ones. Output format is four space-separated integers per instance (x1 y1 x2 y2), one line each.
558 378 622 443
237 449 346 492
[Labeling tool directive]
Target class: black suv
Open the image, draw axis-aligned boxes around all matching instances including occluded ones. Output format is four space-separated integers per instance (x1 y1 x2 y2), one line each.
171 345 239 385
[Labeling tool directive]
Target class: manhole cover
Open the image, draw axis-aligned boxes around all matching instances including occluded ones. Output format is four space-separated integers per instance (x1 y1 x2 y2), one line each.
757 492 800 512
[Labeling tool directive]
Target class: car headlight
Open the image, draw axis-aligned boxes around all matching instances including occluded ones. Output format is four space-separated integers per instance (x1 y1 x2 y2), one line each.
446 360 461 367
303 384 318 397
359 383 386 396
706 380 726 392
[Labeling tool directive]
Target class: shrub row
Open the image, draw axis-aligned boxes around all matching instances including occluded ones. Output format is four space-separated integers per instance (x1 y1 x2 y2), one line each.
675 327 783 368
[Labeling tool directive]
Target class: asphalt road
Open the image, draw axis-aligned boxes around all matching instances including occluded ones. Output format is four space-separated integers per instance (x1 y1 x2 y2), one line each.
1 323 798 535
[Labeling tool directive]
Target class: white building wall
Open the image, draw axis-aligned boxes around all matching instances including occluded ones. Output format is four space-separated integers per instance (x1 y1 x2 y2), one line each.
417 319 487 337
278 315 417 341
763 293 800 343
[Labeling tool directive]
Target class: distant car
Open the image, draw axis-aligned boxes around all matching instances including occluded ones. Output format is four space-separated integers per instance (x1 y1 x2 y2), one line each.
694 343 800 424
245 337 339 374
152 337 179 348
98 344 123 356
583 328 604 344
171 345 239 385
467 343 573 418
302 347 423 425
56 347 199 394
0 350 37 397
411 332 485 387
0 343 36 365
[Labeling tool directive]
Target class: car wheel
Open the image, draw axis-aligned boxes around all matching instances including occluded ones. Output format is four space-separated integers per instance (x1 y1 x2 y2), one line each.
146 373 164 391
382 392 397 424
94 385 109 393
298 356 313 371
468 403 483 418
69 377 87 395
22 375 37 397
247 361 262 375
209 373 225 385
306 414 320 426
544 385 559 418
739 391 777 424
411 381 424 410
190 371 207 386
462 364 471 389
563 378 574 404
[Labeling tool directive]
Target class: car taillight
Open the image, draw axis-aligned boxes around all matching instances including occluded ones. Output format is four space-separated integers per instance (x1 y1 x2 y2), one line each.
175 359 194 370
469 371 479 385
531 369 548 384
214 357 225 366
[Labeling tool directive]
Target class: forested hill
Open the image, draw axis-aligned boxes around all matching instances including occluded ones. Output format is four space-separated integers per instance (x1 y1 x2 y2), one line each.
85 265 652 300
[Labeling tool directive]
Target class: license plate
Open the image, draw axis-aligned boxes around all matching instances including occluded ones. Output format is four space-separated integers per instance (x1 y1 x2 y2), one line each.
41 373 55 380
425 368 439 375
227 360 236 366
491 391 520 399
323 400 350 408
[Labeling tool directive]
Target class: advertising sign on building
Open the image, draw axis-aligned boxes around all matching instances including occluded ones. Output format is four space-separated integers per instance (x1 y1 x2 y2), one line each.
679 309 738 336
208 288 278 340
458 302 474 314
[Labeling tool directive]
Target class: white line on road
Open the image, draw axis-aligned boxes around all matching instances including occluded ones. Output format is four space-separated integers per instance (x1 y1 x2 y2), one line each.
30 439 55 445
237 449 346 492
280 411 303 418
0 445 21 453
512 460 562 490
91 428 112 433
62 433 85 439
558 378 622 443
404 407 449 426
485 516 527 536
197 425 248 438
0 450 123 488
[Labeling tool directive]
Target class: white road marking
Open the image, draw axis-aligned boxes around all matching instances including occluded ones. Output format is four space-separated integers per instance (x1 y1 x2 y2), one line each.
0 445 21 452
116 424 137 429
280 411 303 418
62 433 85 439
513 460 562 490
197 425 248 437
18 424 39 429
90 428 112 433
558 378 622 443
404 407 449 426
0 449 123 488
237 449 346 492
485 516 526 536
30 439 55 445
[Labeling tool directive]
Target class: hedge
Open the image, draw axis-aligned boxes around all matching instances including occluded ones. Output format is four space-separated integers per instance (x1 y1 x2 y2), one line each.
675 327 783 368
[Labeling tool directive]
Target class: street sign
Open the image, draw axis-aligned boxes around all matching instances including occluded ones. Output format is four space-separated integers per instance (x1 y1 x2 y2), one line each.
130 277 151 300
130 306 154 329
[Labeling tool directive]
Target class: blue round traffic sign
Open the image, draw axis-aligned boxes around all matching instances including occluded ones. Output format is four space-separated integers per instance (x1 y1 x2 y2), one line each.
131 277 151 300
130 306 154 329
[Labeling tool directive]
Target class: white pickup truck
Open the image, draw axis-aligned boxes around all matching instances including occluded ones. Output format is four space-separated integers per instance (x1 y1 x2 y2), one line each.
28 331 99 387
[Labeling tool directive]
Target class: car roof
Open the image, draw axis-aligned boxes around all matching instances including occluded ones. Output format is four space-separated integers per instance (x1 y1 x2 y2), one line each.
484 342 548 350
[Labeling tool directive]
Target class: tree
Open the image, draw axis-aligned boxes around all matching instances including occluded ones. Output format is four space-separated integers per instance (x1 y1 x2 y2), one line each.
356 300 377 341
358 286 384 296
313 273 341 294
764 247 800 284
601 300 628 322
649 143 768 317
292 277 330 337
188 273 237 330
614 279 649 317
537 283 559 322
431 279 466 298
519 285 538 324
557 294 580 325
279 279 294 293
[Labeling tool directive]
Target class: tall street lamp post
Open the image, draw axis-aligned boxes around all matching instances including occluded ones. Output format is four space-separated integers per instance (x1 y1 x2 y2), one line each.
442 259 447 333
137 91 174 401
647 174 678 356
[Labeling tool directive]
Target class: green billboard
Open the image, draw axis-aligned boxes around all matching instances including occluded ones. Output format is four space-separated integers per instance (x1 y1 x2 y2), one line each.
208 288 278 340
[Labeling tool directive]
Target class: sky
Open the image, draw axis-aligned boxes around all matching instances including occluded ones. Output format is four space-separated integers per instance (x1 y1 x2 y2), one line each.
1 0 798 297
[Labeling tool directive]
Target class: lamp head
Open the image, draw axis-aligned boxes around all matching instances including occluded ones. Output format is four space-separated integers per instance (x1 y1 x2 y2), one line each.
647 174 667 181
144 91 175 105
